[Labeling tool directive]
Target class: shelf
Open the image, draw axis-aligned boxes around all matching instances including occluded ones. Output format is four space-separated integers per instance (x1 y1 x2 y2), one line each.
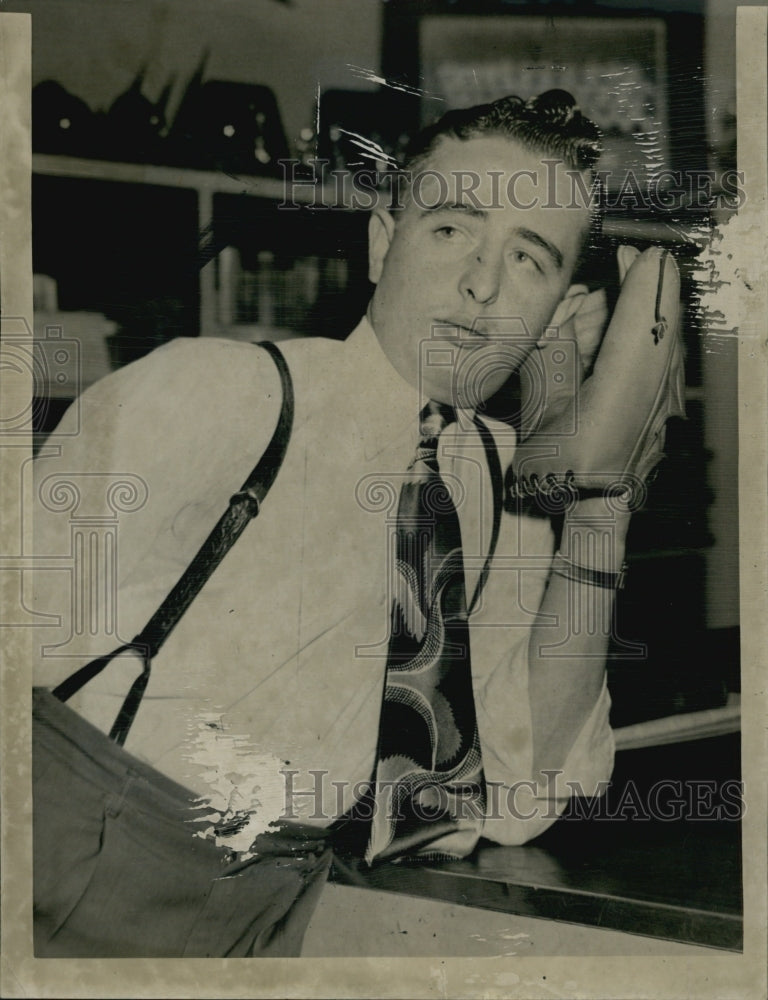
613 693 740 751
32 153 302 202
32 153 357 337
31 154 711 244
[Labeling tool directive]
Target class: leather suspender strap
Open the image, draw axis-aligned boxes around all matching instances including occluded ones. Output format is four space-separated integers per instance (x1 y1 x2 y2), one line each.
466 414 503 617
52 340 295 746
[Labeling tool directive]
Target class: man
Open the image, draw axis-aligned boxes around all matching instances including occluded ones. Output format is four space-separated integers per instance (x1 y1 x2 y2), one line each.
32 90 682 954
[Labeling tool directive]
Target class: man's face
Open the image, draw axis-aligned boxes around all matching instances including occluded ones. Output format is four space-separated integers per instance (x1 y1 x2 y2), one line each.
368 135 591 406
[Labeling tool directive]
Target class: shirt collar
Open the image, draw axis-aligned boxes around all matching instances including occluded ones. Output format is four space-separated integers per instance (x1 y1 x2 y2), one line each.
345 315 424 460
344 315 490 460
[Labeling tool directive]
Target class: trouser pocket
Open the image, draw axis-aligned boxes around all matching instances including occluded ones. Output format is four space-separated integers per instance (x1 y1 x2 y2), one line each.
33 691 332 957
33 745 112 953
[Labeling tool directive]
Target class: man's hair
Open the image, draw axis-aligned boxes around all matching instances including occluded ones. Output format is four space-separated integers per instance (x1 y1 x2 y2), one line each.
402 89 602 175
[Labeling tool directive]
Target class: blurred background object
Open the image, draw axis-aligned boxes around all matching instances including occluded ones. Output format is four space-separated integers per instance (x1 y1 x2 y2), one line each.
103 66 172 164
31 53 292 176
170 79 290 175
32 80 100 158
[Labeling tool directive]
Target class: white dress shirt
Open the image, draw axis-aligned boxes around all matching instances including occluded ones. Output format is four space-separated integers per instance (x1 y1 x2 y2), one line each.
32 317 613 849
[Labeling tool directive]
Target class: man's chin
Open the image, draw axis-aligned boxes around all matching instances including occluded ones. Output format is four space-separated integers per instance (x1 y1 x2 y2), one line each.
447 342 531 410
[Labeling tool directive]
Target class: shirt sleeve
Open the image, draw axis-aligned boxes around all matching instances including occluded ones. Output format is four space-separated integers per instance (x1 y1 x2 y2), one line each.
441 416 615 847
480 673 615 846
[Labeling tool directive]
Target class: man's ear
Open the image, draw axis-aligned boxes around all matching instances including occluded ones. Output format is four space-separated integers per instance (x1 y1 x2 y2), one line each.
368 209 396 284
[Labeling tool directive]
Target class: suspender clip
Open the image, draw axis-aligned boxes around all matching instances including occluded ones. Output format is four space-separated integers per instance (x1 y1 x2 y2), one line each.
229 487 261 516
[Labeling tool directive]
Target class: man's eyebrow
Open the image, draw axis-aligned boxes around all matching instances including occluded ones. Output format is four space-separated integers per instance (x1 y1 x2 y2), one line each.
419 201 488 221
515 227 564 270
417 206 565 269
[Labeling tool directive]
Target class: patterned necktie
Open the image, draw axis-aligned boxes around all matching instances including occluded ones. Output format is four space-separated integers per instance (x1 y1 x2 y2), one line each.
365 401 486 864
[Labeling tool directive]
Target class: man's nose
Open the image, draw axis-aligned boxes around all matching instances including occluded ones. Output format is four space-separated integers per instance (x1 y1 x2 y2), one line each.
459 250 501 306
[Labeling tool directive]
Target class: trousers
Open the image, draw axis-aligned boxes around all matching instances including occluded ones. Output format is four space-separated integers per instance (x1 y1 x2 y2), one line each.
33 688 333 958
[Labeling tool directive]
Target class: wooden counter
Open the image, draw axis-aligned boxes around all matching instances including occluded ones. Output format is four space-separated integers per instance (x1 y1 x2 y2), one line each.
330 733 742 952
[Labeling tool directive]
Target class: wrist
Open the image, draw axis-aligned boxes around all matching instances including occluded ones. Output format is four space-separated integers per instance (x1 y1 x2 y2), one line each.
551 549 627 590
560 504 629 576
564 495 631 539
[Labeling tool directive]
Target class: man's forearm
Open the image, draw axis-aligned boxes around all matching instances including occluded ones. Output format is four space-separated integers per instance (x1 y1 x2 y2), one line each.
528 496 631 775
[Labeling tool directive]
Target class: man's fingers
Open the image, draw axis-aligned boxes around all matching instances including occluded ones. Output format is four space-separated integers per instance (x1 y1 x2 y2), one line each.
547 284 609 377
617 244 641 284
572 287 608 375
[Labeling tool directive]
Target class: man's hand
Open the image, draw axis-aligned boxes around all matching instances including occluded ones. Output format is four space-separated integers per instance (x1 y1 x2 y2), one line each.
518 246 638 440
510 245 685 505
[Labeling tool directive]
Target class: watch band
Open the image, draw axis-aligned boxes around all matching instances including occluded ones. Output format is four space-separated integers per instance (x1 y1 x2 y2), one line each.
552 550 628 590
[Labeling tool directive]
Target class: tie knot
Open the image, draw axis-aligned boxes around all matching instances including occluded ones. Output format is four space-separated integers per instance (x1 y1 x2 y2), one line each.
419 401 455 444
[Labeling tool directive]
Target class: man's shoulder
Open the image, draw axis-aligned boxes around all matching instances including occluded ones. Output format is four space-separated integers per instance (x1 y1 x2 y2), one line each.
37 334 346 505
88 334 343 405
267 332 349 368
68 332 355 450
57 336 301 455
142 334 285 378
150 333 347 383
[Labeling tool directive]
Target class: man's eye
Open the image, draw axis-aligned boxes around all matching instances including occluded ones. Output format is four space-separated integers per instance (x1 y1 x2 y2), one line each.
511 249 541 271
435 225 460 239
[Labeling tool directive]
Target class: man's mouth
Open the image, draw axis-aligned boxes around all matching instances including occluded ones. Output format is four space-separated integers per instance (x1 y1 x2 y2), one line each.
435 320 489 344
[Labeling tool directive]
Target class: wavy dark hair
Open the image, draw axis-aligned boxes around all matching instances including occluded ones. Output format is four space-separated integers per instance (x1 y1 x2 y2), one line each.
403 89 603 175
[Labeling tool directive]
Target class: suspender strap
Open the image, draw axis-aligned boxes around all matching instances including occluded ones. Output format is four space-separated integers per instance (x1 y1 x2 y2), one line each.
129 340 293 659
52 340 294 746
466 414 503 616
